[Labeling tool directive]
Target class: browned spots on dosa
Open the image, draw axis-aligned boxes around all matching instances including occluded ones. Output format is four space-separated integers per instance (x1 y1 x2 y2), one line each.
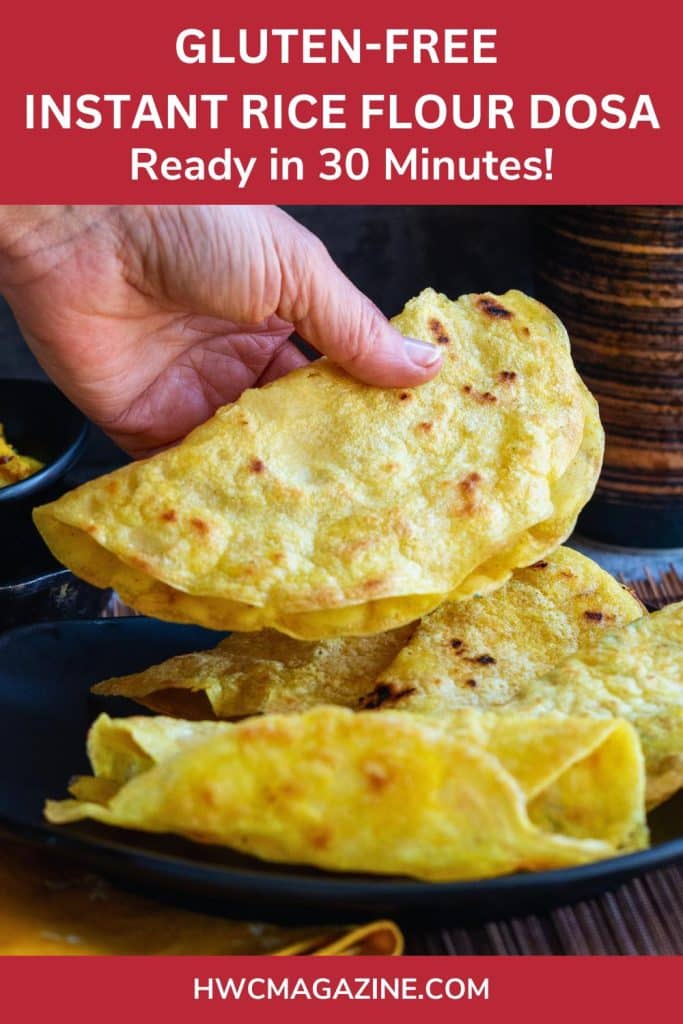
477 296 513 319
584 610 604 622
277 780 303 798
199 784 219 808
532 560 549 569
106 480 119 495
190 517 210 535
462 384 497 404
461 471 481 488
460 472 481 498
398 391 413 402
452 471 483 517
469 653 496 665
362 577 385 592
560 570 577 579
450 638 463 649
358 683 417 710
429 318 450 344
240 719 292 743
340 536 374 559
306 585 339 608
498 370 518 383
465 678 478 688
160 509 177 523
363 761 392 791
418 421 433 432
249 457 265 473
310 828 332 850
522 326 530 337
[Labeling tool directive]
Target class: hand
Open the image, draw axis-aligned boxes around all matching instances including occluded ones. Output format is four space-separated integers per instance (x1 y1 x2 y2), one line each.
0 205 442 457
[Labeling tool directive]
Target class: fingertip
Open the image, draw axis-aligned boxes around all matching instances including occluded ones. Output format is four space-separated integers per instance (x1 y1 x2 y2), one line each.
337 326 444 389
379 329 444 387
402 336 443 370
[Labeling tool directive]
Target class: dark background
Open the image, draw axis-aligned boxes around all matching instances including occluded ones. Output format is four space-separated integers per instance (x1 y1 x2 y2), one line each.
0 206 532 476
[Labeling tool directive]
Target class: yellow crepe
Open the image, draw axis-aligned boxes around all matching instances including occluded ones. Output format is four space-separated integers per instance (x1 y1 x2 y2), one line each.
0 839 401 956
511 601 683 809
34 289 602 640
361 547 644 711
93 625 415 719
0 423 43 487
45 707 646 882
93 548 638 721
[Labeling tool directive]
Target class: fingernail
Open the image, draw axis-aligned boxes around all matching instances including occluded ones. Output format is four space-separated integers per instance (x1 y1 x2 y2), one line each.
403 337 443 368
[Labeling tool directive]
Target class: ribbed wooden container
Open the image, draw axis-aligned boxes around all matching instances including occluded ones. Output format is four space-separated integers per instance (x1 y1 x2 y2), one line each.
534 207 683 547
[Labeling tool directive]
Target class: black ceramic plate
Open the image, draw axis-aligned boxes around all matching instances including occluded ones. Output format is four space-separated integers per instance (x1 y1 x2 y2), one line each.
0 618 681 925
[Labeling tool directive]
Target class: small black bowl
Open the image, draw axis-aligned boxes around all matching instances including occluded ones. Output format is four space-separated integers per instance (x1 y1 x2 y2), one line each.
0 378 111 629
0 378 89 504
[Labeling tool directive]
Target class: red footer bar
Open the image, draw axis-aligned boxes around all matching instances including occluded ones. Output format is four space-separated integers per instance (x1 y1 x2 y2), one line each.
0 955 678 1021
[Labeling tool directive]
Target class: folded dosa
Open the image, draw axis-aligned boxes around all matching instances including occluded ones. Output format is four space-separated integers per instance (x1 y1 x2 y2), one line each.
511 601 683 809
34 290 601 640
46 707 646 882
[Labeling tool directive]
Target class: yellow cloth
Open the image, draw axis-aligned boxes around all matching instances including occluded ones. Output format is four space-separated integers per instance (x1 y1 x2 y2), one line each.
0 840 402 956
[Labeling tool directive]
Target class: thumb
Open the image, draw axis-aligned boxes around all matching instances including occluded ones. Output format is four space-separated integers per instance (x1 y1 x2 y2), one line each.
277 228 443 388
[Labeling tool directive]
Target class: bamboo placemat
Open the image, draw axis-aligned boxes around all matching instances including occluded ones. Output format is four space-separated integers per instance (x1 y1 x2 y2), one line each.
106 568 683 955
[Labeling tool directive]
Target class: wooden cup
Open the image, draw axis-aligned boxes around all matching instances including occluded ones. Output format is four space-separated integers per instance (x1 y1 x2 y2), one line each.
534 206 683 547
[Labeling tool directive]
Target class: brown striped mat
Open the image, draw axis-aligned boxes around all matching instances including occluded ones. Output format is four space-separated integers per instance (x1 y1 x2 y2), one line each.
407 865 682 954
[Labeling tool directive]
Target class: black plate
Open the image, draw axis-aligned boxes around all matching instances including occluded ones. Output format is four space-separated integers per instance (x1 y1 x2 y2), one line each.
0 618 681 925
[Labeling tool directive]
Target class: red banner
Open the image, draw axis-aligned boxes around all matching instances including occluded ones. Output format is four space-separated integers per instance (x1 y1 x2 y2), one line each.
0 955 680 1021
0 0 680 203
